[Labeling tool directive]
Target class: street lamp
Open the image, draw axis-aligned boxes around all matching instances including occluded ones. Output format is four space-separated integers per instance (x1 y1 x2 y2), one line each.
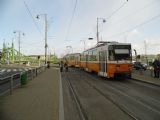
133 49 137 61
88 38 93 40
13 31 25 64
36 14 48 65
97 18 106 44
80 38 94 51
80 40 86 51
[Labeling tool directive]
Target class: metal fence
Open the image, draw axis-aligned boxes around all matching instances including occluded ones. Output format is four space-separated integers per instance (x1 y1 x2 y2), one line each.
0 66 46 96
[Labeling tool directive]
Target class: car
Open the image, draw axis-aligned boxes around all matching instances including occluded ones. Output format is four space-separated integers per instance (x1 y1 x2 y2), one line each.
141 63 148 68
133 62 147 70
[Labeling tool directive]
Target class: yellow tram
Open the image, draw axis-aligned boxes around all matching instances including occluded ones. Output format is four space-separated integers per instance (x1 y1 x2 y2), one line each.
64 41 133 78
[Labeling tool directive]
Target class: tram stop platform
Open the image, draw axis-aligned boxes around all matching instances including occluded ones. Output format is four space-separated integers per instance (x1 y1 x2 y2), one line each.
0 68 61 120
132 69 160 87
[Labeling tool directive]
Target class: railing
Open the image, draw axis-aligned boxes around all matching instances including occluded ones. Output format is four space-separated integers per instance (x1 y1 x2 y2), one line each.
0 66 46 96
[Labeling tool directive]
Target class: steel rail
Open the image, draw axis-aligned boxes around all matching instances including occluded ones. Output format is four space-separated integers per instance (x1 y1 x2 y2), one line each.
64 73 88 120
76 69 139 120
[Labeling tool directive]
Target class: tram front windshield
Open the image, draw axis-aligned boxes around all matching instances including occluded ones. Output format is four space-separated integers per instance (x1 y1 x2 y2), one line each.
109 45 131 61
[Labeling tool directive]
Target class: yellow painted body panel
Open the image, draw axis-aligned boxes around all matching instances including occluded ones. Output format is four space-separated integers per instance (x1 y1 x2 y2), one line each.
87 62 99 73
68 60 132 78
107 63 132 78
68 61 75 67
80 62 86 68
68 60 80 67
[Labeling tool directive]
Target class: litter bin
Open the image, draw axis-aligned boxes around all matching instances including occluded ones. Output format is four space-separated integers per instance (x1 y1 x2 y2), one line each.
21 72 28 85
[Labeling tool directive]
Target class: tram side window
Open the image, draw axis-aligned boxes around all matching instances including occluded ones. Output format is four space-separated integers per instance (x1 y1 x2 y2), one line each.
68 56 70 60
109 50 115 61
108 45 114 61
80 54 85 61
70 55 74 60
88 50 97 61
88 51 92 61
82 51 88 61
92 50 97 61
65 56 68 62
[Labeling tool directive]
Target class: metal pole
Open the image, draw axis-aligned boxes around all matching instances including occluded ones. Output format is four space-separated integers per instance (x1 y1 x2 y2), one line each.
10 76 13 95
134 49 137 62
84 41 85 51
12 38 14 62
144 40 147 64
19 31 21 64
96 18 99 44
44 14 48 65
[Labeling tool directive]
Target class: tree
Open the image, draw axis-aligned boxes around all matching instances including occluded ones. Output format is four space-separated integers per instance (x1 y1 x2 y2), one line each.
0 51 2 60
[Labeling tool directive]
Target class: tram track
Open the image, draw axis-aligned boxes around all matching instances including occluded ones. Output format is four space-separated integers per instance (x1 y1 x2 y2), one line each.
64 73 88 120
62 69 133 120
67 68 160 120
76 71 138 120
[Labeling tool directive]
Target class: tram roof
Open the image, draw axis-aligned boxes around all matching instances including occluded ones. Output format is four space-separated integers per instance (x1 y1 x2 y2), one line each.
65 53 80 56
83 41 131 52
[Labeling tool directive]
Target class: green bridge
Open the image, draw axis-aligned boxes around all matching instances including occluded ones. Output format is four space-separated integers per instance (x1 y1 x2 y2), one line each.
0 42 58 64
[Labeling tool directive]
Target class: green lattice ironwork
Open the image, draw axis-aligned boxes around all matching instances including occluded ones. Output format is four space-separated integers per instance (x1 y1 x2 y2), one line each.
0 42 58 64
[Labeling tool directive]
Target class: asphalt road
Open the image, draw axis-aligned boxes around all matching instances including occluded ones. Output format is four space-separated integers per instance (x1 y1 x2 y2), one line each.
62 69 132 120
0 67 31 78
0 67 34 96
62 68 160 120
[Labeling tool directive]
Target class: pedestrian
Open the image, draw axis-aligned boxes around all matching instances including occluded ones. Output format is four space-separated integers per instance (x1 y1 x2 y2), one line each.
157 59 160 78
152 59 159 78
64 62 68 72
47 61 50 69
60 61 63 72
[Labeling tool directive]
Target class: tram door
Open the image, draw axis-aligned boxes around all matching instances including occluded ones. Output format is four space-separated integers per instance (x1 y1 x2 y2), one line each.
99 51 107 75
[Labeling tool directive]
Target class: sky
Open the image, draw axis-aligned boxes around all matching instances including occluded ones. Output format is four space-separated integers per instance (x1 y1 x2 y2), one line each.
0 0 160 57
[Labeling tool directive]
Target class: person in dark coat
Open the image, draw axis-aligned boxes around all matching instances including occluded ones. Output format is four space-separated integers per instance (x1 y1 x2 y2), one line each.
153 59 159 78
47 61 50 68
64 62 68 72
60 61 64 72
157 59 160 78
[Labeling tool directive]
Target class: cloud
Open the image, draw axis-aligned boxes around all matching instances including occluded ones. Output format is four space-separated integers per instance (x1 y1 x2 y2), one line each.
145 38 160 46
128 29 139 37
1 0 160 57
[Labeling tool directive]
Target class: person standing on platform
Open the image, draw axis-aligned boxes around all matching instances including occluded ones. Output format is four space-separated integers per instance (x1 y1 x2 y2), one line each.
47 61 50 69
60 61 64 72
153 59 159 78
64 62 68 72
157 59 160 78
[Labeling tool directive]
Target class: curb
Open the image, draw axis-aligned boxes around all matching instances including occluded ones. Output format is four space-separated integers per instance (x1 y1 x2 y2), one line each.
131 77 160 87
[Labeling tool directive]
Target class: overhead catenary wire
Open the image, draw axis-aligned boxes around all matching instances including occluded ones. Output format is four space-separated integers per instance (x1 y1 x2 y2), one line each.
106 0 128 21
85 0 128 41
106 0 156 28
22 40 44 46
99 0 155 40
105 12 160 40
23 1 43 36
65 0 78 41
